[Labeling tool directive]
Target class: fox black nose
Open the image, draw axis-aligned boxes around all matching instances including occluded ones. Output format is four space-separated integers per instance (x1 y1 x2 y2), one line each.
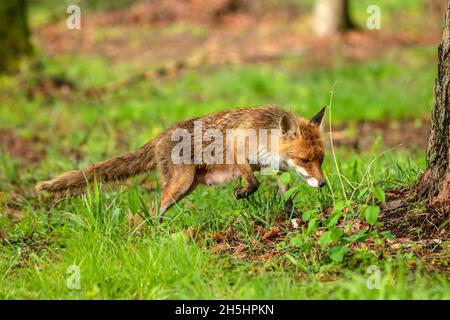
318 179 326 188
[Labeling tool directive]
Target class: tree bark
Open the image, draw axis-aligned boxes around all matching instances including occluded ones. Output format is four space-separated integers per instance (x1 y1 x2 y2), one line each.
313 0 354 36
0 0 32 73
418 2 450 222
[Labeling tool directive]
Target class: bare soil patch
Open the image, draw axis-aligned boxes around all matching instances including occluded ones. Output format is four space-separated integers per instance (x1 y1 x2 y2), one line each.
35 0 441 69
0 129 46 163
331 117 431 152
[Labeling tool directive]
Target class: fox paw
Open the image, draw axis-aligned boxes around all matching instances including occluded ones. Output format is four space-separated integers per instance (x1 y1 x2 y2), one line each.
234 181 258 199
234 187 247 199
284 199 301 217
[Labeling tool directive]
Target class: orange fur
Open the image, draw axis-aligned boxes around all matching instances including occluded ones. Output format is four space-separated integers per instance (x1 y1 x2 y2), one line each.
35 106 326 219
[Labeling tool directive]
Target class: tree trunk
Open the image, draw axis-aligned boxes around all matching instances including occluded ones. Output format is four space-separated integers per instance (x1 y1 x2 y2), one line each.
418 2 450 224
313 0 354 36
0 0 32 73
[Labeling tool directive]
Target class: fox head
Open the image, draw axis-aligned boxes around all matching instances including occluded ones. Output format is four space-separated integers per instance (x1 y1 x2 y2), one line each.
279 107 326 188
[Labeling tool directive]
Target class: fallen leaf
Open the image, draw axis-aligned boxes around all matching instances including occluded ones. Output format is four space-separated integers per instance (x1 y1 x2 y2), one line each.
290 218 300 229
262 226 280 240
234 243 246 254
314 229 325 238
389 242 401 250
386 189 406 196
210 243 230 253
257 252 272 261
381 200 408 211
255 225 265 235
211 232 228 240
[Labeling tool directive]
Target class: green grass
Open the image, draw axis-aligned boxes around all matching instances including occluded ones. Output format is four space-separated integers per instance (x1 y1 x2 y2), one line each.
0 37 448 299
0 148 448 299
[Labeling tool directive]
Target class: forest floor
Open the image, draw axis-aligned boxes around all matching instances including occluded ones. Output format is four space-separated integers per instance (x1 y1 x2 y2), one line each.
0 0 448 299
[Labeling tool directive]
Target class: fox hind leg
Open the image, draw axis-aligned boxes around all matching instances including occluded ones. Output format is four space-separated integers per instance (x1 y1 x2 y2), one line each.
158 164 196 221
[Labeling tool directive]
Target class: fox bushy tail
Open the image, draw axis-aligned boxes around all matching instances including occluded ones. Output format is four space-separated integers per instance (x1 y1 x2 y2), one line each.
35 139 157 195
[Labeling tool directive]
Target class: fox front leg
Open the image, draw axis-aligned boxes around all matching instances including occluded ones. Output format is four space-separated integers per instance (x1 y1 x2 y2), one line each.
275 175 301 217
234 164 259 199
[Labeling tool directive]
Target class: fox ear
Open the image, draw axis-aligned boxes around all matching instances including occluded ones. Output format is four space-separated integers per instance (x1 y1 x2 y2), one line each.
310 107 326 126
280 114 298 138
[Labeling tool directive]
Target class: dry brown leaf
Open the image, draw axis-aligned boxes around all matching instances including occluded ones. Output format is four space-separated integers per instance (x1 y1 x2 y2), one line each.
324 207 333 216
233 243 247 258
234 243 246 254
211 232 228 240
257 252 272 261
210 243 230 253
255 225 265 235
381 199 408 211
262 226 280 240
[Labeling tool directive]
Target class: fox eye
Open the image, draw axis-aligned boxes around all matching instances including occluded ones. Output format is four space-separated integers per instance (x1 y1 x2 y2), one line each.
299 158 311 164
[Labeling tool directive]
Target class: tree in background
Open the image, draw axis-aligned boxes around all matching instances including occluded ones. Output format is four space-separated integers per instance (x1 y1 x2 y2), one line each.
313 0 354 36
0 0 32 73
418 1 450 226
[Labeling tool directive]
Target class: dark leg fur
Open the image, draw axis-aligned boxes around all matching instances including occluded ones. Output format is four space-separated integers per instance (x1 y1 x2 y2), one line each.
233 163 259 199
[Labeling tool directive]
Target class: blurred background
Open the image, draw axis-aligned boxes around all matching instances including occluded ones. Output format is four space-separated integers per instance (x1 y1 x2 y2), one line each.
0 0 446 190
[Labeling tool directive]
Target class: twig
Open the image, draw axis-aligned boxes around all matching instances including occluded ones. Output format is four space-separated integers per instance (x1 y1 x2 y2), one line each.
327 83 347 202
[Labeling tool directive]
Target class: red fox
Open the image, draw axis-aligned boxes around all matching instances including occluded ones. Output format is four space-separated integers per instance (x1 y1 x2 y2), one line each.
36 107 326 219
